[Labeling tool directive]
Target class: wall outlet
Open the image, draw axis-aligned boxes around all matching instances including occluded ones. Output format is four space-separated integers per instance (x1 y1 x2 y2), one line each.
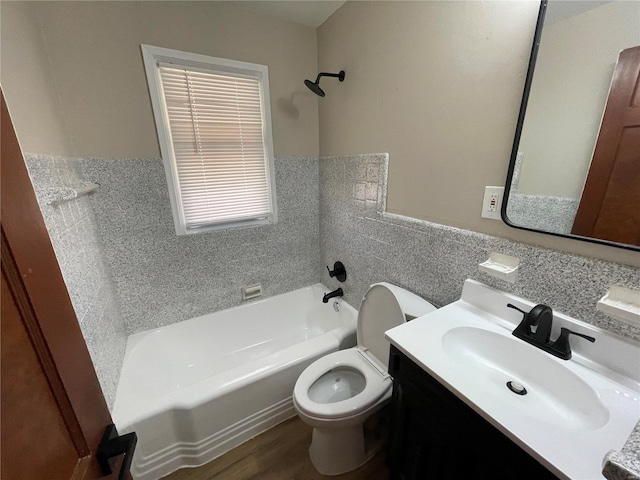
481 186 504 220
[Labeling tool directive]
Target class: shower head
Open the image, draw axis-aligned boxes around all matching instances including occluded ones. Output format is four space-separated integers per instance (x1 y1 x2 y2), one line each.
305 79 326 97
304 71 345 97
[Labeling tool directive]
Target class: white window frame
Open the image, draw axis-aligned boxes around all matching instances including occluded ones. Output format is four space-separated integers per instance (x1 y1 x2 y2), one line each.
141 44 278 235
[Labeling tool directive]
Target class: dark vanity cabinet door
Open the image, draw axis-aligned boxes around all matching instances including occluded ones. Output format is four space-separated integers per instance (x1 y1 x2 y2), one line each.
387 346 559 480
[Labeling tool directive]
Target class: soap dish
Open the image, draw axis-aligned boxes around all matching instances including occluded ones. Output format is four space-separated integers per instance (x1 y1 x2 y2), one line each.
597 286 640 327
47 181 100 206
478 252 519 283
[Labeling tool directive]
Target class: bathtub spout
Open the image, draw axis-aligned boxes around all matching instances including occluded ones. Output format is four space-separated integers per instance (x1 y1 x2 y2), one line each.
322 288 344 303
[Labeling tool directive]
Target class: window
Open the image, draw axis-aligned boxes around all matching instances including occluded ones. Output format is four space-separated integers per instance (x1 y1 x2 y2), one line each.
141 45 277 235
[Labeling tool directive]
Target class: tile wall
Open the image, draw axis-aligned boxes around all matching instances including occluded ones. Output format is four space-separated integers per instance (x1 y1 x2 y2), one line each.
319 154 640 342
79 157 321 334
507 194 579 235
25 151 640 412
25 154 127 408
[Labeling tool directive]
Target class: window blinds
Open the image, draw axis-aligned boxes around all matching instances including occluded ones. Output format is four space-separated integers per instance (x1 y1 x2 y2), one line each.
159 65 273 230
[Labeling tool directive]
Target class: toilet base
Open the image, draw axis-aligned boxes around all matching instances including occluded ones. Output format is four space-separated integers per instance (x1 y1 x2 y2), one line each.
308 408 387 476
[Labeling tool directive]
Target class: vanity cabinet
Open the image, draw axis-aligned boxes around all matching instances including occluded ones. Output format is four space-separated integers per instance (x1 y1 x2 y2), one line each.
387 346 559 480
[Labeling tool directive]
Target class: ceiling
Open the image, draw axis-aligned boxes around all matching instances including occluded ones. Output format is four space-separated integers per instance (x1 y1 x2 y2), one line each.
233 1 346 28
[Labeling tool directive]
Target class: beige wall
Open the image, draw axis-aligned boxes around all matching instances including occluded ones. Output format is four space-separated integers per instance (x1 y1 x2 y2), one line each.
2 1 638 266
1 2 73 156
518 1 640 198
1 1 319 159
318 1 639 266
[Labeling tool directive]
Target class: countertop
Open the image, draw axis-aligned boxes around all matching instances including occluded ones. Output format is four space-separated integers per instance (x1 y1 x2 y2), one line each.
603 422 640 480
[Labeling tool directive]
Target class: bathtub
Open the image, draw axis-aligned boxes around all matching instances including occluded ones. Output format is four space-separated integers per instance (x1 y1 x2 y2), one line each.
112 283 357 480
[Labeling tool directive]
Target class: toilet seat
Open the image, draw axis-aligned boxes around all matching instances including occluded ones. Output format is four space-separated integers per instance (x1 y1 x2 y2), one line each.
293 348 391 420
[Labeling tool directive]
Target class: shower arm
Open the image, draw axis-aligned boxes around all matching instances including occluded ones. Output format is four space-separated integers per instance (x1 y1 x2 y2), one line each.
315 72 345 84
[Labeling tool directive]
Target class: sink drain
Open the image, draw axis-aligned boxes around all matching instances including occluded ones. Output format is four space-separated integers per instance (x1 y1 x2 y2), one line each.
506 381 527 396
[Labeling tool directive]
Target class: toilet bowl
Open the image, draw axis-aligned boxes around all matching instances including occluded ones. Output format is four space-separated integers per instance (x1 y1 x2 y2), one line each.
293 282 436 475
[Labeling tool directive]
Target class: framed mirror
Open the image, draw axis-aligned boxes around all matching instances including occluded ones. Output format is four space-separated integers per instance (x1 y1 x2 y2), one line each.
502 0 640 251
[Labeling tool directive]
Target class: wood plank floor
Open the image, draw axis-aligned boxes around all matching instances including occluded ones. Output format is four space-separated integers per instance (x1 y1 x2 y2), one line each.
162 417 390 480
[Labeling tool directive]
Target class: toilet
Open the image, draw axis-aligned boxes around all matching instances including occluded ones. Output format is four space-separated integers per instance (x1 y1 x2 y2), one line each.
293 282 436 475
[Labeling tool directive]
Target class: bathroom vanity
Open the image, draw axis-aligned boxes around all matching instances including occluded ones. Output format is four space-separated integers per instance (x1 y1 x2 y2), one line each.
387 346 558 479
385 280 640 480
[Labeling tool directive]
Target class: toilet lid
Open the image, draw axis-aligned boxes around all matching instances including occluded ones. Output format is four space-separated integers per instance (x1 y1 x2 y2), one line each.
357 284 405 372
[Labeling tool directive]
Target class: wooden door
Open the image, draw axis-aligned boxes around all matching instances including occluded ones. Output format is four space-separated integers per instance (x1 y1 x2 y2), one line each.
571 46 640 245
1 90 122 479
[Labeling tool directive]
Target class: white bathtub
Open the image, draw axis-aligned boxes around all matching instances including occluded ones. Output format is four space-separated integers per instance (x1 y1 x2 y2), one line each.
112 283 357 480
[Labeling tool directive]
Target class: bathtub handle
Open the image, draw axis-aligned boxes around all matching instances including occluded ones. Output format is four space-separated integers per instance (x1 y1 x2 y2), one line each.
327 261 347 282
96 424 137 480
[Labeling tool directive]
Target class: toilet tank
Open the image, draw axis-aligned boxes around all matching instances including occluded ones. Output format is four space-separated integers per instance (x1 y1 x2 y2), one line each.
376 282 437 320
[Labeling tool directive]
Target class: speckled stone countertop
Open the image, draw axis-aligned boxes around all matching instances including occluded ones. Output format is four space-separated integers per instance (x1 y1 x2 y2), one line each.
603 421 640 480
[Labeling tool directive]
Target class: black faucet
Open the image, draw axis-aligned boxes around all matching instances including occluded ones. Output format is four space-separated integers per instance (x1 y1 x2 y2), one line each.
507 303 595 360
508 303 553 344
323 288 343 303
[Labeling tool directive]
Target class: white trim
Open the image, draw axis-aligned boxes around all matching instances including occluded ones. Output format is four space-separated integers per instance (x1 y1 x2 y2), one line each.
141 44 277 235
131 398 295 480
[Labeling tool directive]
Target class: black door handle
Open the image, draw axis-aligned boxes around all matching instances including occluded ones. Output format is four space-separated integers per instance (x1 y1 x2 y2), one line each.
96 424 137 480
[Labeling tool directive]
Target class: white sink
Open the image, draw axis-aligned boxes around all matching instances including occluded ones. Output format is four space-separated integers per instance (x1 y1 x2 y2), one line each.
385 280 640 480
442 326 609 430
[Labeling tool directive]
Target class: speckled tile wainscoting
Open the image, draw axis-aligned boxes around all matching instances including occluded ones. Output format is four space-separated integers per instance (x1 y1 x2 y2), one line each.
79 157 320 334
319 153 640 342
25 154 127 409
603 423 640 480
506 194 579 235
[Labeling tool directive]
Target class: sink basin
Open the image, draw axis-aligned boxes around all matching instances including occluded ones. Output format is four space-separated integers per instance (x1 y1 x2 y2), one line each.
442 326 609 430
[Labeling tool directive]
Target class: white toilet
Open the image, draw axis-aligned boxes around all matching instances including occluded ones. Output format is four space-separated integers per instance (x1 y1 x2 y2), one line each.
293 282 436 475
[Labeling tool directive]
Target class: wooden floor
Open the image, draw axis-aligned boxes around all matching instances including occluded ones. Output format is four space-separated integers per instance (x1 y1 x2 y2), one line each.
162 417 390 480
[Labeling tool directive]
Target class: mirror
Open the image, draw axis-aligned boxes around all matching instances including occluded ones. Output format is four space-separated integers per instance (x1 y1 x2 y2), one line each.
503 0 640 250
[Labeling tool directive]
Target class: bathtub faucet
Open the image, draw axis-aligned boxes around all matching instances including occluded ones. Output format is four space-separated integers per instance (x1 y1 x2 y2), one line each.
322 288 344 304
